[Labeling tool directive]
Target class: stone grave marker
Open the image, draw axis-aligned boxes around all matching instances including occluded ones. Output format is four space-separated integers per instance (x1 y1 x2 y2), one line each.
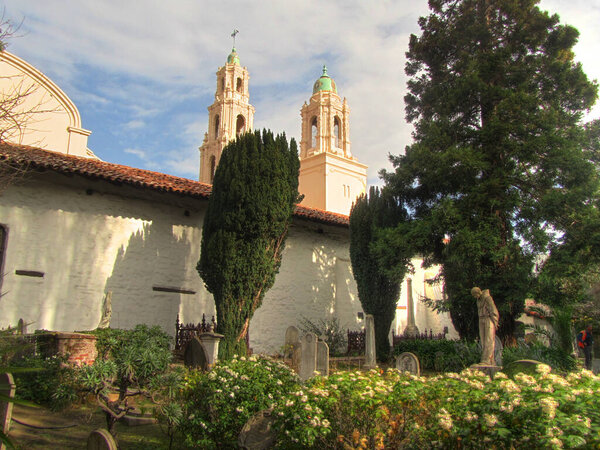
299 332 317 381
16 318 26 335
494 335 503 367
316 341 329 376
238 408 277 450
396 352 421 376
183 337 209 370
0 372 15 447
291 342 302 373
284 326 299 358
87 429 118 450
364 314 376 368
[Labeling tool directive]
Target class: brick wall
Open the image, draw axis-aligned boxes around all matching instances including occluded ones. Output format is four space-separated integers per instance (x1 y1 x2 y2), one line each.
38 332 98 366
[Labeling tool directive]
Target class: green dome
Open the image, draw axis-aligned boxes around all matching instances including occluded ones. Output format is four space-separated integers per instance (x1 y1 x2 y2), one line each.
227 47 240 65
312 65 337 94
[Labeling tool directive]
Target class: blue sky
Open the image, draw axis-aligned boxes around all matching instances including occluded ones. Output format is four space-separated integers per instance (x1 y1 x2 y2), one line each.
4 0 600 185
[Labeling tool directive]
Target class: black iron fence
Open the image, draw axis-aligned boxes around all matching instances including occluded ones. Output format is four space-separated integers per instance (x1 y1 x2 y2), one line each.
347 327 448 355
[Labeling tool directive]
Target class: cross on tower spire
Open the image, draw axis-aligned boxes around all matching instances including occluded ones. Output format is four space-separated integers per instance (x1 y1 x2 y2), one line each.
231 29 239 47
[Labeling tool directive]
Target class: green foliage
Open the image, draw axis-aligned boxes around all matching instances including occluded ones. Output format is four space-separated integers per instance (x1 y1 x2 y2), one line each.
12 354 79 410
503 342 577 372
393 339 480 372
381 0 599 341
273 366 600 448
198 130 300 359
298 317 347 356
350 187 411 361
178 355 300 449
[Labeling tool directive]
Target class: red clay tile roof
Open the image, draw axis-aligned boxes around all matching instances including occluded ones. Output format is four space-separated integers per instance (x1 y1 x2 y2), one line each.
0 142 349 227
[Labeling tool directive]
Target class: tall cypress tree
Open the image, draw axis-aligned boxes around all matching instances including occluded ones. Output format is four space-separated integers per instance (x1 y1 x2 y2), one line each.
382 0 598 340
197 130 300 358
350 187 411 361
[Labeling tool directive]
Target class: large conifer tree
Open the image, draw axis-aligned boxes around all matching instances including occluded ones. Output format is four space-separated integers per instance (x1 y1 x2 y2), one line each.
197 130 300 358
382 0 598 340
350 187 411 361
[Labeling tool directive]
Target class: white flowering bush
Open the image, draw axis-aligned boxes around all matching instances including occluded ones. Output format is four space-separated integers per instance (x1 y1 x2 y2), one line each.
272 365 600 449
178 355 300 448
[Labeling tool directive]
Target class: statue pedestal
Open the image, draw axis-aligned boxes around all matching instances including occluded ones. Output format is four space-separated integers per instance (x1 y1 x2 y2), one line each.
470 363 502 378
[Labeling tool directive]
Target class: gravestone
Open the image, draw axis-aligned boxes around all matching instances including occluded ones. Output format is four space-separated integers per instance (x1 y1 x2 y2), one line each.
0 372 15 447
198 332 224 368
316 341 329 376
238 409 276 450
284 326 299 358
16 318 26 335
364 314 376 368
183 337 209 370
396 352 420 376
494 335 503 367
87 429 117 450
299 332 317 381
291 342 302 373
502 359 545 378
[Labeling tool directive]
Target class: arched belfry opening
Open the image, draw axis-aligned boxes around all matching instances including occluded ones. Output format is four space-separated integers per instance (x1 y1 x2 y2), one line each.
236 115 245 137
334 116 341 148
236 77 243 93
311 117 318 148
214 115 220 139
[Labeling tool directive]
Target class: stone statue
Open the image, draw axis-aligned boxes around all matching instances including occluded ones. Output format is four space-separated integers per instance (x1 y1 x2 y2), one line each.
97 291 112 329
471 287 499 366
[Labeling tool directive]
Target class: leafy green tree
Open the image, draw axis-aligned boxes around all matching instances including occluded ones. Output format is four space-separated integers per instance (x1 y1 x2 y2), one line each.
197 130 300 359
381 0 598 340
350 187 411 361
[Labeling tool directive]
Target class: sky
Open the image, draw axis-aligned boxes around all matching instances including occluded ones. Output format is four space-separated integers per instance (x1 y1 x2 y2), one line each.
3 0 600 186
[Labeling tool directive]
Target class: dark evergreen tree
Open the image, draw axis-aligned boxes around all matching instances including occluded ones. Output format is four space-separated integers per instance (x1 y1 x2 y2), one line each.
350 187 411 361
197 130 300 358
382 0 598 340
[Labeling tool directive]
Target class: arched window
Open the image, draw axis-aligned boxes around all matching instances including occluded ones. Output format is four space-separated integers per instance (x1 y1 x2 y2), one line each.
210 156 216 183
334 116 341 148
311 117 318 148
214 115 220 139
236 115 245 137
221 78 225 92
236 77 243 93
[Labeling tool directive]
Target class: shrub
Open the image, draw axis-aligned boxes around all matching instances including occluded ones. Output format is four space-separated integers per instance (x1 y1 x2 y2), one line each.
503 342 577 373
298 316 347 356
12 354 79 410
393 339 480 372
273 366 600 448
178 355 300 449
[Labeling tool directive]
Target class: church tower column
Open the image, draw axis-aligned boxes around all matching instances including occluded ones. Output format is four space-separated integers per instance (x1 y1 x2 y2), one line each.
199 47 255 184
298 66 367 215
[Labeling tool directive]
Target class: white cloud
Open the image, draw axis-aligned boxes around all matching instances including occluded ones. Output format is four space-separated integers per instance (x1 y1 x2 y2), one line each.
124 148 148 160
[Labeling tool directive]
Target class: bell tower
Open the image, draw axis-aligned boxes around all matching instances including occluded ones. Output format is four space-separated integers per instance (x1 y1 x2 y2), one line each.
199 47 255 184
298 66 367 215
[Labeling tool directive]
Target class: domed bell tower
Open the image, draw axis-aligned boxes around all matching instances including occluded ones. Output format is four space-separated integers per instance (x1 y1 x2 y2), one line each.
298 66 367 215
199 48 255 184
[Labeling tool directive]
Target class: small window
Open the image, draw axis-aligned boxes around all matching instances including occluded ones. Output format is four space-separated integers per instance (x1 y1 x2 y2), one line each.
334 116 341 148
210 156 216 183
220 77 225 92
311 117 318 148
214 115 220 139
236 77 243 93
236 115 245 137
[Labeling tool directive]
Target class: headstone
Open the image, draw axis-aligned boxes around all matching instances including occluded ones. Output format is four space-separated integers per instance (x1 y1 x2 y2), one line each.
198 332 224 368
284 326 299 358
87 429 117 450
364 314 376 368
291 342 302 373
0 373 15 444
238 409 276 450
396 352 420 376
299 332 317 381
502 359 545 378
16 318 26 335
183 337 209 370
494 335 503 367
316 341 329 376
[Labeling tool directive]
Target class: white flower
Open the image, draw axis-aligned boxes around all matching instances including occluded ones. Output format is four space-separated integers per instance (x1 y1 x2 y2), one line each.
235 406 244 413
229 392 235 398
484 413 498 427
494 372 508 380
539 397 559 419
536 364 552 375
465 411 478 422
322 419 330 428
285 399 294 407
437 408 453 431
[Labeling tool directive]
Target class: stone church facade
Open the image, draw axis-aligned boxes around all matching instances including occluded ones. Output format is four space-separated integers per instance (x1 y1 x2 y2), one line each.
0 49 458 353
